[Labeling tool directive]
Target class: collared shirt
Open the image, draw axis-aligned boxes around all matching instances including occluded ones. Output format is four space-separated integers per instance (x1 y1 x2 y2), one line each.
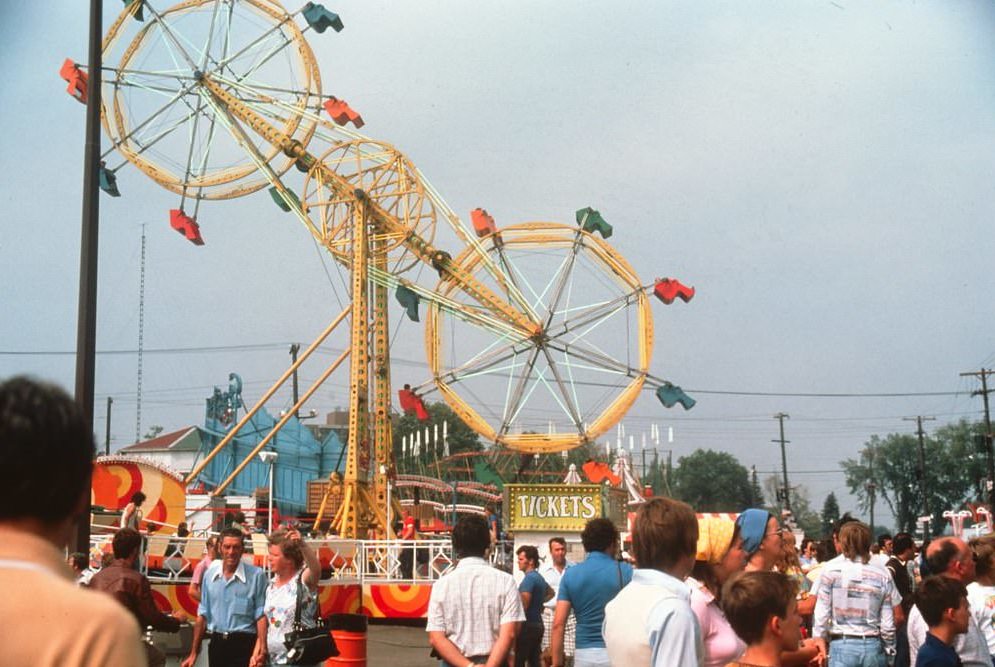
538 559 573 610
966 582 995 654
199 558 268 633
603 568 703 667
426 556 525 658
0 527 146 667
558 551 633 649
813 557 900 651
89 558 181 632
909 598 991 667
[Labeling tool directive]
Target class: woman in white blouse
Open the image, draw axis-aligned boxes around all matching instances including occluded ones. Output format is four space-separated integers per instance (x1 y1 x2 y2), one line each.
264 528 322 666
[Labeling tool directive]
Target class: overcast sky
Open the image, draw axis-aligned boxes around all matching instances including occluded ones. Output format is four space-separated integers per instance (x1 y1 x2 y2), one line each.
3 1 995 528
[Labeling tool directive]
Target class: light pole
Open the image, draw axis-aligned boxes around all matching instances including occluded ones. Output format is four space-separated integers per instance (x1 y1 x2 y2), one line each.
258 451 279 534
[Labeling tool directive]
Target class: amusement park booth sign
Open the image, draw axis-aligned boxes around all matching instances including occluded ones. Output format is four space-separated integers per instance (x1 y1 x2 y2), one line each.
503 484 627 533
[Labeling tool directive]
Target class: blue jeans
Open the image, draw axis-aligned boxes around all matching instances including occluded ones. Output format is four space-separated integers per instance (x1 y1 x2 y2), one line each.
829 637 886 667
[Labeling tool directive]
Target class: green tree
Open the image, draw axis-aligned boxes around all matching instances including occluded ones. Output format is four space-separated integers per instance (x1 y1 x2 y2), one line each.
672 449 753 512
841 420 988 533
393 401 482 475
821 492 840 536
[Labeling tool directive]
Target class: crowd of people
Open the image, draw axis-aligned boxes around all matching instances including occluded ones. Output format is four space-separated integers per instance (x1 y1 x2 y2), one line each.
7 374 995 667
426 501 995 667
0 376 334 667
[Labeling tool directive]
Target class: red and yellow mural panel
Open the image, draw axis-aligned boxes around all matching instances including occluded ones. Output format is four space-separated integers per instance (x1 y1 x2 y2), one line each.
361 584 432 619
92 456 186 533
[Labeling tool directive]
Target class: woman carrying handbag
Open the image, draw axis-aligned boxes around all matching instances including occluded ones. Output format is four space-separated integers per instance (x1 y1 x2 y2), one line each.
264 528 336 666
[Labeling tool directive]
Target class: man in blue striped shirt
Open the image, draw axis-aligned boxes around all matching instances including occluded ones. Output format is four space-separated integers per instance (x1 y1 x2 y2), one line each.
182 527 268 667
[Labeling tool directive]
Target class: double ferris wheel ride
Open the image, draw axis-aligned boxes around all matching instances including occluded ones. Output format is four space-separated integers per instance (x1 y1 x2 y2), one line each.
66 0 696 536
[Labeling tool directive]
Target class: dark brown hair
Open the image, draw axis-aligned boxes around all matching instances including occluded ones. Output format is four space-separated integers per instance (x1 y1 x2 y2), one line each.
915 575 967 627
722 571 798 645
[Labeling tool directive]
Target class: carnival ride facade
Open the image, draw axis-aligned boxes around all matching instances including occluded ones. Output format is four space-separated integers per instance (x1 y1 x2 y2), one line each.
65 0 697 543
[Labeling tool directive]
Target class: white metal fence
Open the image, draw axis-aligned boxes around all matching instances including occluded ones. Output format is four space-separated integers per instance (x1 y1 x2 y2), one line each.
88 534 514 585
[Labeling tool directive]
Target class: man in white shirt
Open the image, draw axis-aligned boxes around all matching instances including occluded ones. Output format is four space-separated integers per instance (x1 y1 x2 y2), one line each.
603 497 703 667
907 537 991 667
427 515 525 666
539 537 575 665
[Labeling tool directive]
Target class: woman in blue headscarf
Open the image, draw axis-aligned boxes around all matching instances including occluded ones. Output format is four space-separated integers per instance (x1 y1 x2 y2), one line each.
736 508 783 573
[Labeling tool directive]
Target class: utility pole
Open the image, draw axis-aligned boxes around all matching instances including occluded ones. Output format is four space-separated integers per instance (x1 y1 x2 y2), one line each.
71 0 103 555
866 444 876 536
960 369 995 509
104 396 113 456
904 416 935 539
773 413 791 513
289 343 301 418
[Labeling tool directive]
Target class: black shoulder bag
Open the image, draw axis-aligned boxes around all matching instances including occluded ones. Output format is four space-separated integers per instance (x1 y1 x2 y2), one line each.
284 570 339 664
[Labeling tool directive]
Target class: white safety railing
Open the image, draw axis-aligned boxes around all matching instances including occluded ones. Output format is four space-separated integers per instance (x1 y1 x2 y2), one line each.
89 534 515 585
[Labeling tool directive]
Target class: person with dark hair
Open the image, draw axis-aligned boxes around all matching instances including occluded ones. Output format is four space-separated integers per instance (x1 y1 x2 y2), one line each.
686 516 747 666
871 533 893 569
90 527 183 667
813 521 900 666
914 576 971 667
121 490 147 531
966 535 995 665
516 545 550 667
907 537 989 667
426 514 524 666
888 532 917 667
182 526 269 667
722 571 803 667
603 497 701 667
231 510 252 536
552 518 633 667
68 551 93 586
0 376 146 666
539 537 576 664
264 527 322 665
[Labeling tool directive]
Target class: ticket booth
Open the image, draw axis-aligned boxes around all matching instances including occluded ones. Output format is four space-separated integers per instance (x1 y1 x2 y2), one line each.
503 483 628 570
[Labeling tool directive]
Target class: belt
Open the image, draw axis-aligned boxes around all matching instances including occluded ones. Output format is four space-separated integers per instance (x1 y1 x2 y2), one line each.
830 633 880 640
207 630 256 641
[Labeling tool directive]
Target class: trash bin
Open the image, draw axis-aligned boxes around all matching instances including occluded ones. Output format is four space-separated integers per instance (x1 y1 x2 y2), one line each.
326 613 367 666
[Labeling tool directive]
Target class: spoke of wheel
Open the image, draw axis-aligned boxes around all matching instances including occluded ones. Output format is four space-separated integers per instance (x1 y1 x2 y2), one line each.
442 348 522 386
102 75 201 160
541 231 584 328
499 345 543 437
234 33 296 89
125 104 204 162
197 0 225 74
180 94 209 196
547 289 641 342
437 339 520 385
214 12 294 74
538 346 585 435
546 339 644 384
143 3 200 72
506 363 551 428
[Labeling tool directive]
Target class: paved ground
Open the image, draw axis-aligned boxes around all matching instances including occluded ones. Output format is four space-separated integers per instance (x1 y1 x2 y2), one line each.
165 621 435 666
368 621 436 666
